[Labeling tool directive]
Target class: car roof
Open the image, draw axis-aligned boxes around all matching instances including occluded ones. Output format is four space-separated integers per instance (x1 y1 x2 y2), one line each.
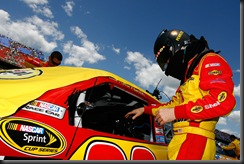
0 66 158 117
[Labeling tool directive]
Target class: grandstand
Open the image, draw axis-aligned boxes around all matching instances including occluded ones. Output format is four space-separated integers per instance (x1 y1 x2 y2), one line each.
0 34 45 69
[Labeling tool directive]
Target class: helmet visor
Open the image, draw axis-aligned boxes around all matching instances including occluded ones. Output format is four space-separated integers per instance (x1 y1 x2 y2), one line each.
155 46 171 71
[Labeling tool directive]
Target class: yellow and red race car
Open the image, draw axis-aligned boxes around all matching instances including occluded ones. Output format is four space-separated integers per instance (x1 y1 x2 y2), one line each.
0 66 170 160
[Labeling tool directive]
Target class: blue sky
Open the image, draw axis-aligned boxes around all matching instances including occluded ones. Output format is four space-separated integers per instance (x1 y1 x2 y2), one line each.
0 0 240 137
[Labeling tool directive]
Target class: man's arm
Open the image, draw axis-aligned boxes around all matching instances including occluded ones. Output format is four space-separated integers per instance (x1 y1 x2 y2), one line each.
222 142 235 150
174 54 236 120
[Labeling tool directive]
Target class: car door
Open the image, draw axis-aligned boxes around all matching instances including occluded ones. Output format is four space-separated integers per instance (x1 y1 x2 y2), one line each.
64 79 169 160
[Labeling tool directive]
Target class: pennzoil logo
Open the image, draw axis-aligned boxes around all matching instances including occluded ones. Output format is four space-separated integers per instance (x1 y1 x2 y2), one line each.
190 106 203 113
0 118 66 157
208 70 222 75
218 91 227 102
0 68 42 80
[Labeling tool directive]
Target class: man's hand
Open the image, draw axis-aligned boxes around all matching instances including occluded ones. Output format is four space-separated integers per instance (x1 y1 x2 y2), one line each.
125 107 144 120
155 108 176 126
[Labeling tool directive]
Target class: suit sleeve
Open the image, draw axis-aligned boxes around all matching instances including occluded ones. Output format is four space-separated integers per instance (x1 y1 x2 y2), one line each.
222 142 236 150
144 87 182 116
174 54 236 120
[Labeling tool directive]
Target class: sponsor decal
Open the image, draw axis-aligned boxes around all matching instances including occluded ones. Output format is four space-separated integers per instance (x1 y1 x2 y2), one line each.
155 135 165 143
113 79 145 97
208 70 222 75
175 31 184 41
15 124 44 134
155 127 164 134
158 46 166 54
0 69 42 80
176 118 189 122
190 106 203 113
204 101 220 109
205 63 220 68
218 91 227 102
0 117 66 157
22 100 66 119
210 78 226 83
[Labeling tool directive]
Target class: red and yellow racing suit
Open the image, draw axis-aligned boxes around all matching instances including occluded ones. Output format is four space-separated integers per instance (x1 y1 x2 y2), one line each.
144 52 236 160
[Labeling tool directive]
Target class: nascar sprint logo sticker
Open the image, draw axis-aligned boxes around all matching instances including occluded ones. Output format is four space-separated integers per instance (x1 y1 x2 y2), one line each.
0 68 42 80
0 117 66 157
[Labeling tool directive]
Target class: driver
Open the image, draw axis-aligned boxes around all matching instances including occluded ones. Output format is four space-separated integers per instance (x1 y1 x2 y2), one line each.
125 29 236 160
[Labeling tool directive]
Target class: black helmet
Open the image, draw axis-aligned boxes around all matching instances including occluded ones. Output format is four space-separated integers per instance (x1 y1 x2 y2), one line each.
154 29 212 82
154 29 190 73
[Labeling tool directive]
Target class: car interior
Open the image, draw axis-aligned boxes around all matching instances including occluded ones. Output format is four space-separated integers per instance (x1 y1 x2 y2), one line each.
68 83 152 141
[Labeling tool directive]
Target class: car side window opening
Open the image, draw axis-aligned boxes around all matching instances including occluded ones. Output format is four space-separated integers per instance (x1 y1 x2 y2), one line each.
73 83 153 142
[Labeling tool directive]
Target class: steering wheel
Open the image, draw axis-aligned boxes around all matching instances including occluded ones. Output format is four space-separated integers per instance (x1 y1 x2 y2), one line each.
114 114 144 139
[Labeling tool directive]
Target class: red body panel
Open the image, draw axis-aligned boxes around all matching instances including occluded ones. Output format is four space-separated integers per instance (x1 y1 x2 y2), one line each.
0 76 168 160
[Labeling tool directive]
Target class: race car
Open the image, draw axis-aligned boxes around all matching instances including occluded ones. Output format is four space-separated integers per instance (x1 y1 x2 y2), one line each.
0 66 170 160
